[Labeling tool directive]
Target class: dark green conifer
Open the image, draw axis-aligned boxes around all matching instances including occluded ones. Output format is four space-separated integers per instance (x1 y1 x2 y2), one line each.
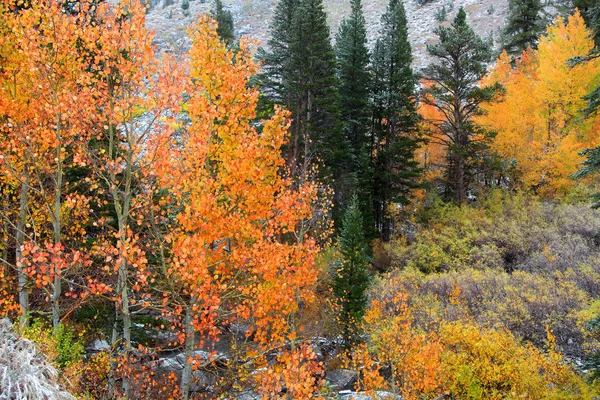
333 194 370 345
288 0 346 181
211 0 234 45
257 0 299 109
335 0 373 234
502 0 545 56
259 0 349 227
370 0 422 240
421 7 500 205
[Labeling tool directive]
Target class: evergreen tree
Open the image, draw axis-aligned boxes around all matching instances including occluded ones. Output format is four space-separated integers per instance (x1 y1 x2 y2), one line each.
582 6 600 117
502 0 545 56
288 0 346 182
370 0 422 240
333 194 370 345
257 0 299 109
573 0 600 43
421 7 500 205
335 0 373 234
211 0 234 45
259 0 349 226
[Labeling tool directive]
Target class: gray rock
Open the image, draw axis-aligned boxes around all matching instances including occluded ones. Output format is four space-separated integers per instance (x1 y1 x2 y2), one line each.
340 391 401 400
237 390 262 399
325 369 358 391
86 339 110 352
190 370 218 392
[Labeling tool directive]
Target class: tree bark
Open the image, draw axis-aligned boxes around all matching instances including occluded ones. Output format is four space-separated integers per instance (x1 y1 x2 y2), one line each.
17 165 29 330
181 306 195 399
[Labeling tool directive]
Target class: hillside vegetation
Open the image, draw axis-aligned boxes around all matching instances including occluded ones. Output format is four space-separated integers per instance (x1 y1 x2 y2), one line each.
1 0 600 399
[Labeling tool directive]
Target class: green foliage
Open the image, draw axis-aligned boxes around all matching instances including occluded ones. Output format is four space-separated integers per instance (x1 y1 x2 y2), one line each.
22 319 85 370
435 5 447 22
502 0 545 56
256 0 299 107
333 195 370 344
335 0 373 235
573 147 600 208
181 0 189 11
584 313 600 383
422 7 500 204
370 0 422 240
211 0 234 45
258 0 349 226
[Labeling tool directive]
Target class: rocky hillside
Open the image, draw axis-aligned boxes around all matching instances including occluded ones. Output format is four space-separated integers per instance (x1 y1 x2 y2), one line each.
144 0 511 68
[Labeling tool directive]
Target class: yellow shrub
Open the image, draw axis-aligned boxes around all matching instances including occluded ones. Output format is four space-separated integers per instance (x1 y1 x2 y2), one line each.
439 321 595 399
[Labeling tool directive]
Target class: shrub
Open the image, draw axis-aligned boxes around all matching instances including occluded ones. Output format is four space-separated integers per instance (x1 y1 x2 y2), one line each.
21 319 85 394
439 321 594 399
387 190 600 275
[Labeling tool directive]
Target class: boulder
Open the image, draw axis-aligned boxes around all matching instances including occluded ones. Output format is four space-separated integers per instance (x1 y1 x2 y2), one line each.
86 339 110 352
325 369 358 391
190 370 218 392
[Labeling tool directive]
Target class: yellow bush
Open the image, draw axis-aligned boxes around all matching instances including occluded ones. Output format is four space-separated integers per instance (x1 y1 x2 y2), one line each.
439 321 595 399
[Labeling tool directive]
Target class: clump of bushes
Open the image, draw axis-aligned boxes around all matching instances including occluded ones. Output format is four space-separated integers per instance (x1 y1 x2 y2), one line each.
355 191 600 396
21 319 86 395
342 293 597 399
388 190 600 275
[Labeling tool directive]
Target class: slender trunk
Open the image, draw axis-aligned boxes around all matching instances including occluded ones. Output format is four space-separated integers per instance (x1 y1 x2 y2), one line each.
181 306 195 399
108 311 119 399
17 165 29 330
107 115 133 397
51 120 63 331
113 198 132 397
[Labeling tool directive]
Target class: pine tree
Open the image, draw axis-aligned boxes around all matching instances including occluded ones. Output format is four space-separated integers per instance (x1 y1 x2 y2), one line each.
370 0 422 240
259 0 349 226
333 194 370 345
288 0 346 181
502 0 545 56
421 7 500 205
335 0 373 234
257 0 299 109
211 0 234 45
573 4 600 207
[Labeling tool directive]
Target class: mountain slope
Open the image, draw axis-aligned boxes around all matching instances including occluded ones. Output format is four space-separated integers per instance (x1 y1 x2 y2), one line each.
145 0 510 68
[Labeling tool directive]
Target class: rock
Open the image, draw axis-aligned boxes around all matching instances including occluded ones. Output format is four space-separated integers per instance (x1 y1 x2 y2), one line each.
155 330 179 347
159 355 185 371
190 370 218 392
86 339 110 352
229 322 252 339
325 369 358 391
311 345 324 361
340 391 401 400
237 390 262 399
159 349 228 373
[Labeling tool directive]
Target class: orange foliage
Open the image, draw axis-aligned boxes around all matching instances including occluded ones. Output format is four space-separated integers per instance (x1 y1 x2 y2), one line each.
254 344 323 398
417 81 448 185
479 11 600 195
150 16 322 395
362 290 443 399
